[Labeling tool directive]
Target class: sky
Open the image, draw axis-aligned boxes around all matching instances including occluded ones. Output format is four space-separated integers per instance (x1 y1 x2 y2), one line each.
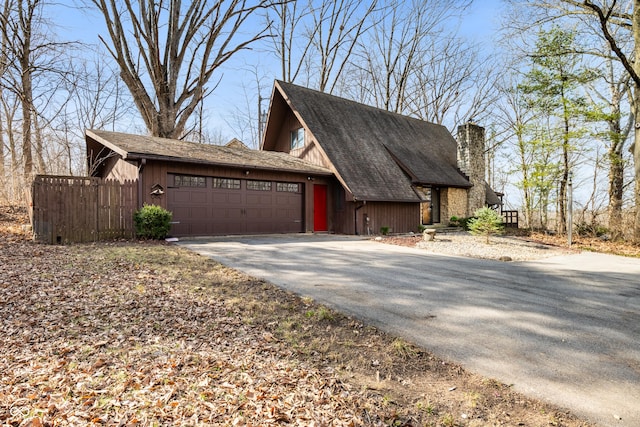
50 0 505 145
45 1 616 212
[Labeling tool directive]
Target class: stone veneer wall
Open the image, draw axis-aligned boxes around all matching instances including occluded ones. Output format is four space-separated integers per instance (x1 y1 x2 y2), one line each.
442 187 468 222
457 122 486 216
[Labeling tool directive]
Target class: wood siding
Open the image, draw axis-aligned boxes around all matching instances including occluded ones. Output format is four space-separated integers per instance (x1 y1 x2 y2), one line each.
106 158 138 182
32 175 137 244
293 139 333 169
337 201 420 235
272 114 303 152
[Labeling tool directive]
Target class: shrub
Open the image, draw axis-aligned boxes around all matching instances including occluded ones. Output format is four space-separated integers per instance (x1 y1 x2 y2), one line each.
575 222 609 237
418 224 427 233
450 215 474 230
380 226 390 235
134 204 172 239
467 207 504 243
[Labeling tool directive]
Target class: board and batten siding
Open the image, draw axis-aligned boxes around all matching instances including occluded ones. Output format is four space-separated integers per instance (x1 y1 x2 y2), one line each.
336 201 420 235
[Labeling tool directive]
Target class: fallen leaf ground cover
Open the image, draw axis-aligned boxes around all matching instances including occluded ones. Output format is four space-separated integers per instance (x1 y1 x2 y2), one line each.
1 206 593 426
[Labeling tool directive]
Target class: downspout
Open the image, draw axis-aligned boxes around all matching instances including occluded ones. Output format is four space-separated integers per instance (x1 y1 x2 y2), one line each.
354 199 366 235
137 158 146 209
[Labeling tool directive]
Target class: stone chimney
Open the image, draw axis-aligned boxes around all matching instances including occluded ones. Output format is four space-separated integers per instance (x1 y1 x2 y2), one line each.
457 121 485 216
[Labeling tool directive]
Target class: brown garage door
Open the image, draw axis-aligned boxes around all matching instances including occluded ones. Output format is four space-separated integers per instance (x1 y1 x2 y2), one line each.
167 174 304 236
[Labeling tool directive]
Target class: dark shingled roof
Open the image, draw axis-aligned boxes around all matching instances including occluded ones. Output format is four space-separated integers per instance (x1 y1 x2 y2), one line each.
86 129 332 175
274 81 471 202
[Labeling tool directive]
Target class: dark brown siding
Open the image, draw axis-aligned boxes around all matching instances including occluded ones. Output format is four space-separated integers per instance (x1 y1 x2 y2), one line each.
339 201 420 235
273 114 303 152
138 161 333 234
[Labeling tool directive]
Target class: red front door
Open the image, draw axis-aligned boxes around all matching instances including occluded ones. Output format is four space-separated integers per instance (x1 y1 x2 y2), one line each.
313 184 328 231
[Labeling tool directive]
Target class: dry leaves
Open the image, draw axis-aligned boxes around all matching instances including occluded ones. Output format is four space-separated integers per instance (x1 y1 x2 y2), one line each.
0 240 386 426
1 206 594 426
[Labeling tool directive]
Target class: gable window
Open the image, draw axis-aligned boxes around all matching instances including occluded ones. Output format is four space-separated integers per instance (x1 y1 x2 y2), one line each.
290 128 305 150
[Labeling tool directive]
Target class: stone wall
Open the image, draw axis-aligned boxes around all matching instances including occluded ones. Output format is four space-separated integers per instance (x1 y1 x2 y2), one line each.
457 122 486 216
442 187 467 221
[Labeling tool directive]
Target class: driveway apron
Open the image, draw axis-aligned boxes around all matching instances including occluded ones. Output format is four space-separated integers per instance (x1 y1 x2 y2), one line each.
179 235 640 426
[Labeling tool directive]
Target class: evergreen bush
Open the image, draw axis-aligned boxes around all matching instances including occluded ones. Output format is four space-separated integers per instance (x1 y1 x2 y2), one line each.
467 207 504 243
134 204 173 239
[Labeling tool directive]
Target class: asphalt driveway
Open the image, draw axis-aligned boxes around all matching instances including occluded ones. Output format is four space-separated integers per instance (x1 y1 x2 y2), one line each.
179 234 640 426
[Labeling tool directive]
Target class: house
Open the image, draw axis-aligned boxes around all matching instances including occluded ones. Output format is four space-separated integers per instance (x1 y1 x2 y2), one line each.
261 80 499 235
86 130 333 236
86 80 499 237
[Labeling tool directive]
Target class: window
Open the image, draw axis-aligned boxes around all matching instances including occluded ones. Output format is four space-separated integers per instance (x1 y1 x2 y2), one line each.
276 182 300 193
247 180 272 191
174 175 206 187
290 128 305 150
213 178 241 189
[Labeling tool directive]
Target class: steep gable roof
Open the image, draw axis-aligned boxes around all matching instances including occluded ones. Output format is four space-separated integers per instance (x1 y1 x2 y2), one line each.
86 129 332 175
269 81 470 202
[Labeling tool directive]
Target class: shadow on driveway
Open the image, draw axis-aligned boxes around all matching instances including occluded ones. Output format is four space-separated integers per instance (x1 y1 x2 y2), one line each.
180 234 640 426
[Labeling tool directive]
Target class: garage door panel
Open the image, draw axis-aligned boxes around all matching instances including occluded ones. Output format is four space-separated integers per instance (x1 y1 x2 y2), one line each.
246 208 273 219
168 174 303 236
246 193 273 205
190 206 207 217
172 191 192 204
190 191 209 203
212 207 242 218
213 192 242 205
276 193 299 201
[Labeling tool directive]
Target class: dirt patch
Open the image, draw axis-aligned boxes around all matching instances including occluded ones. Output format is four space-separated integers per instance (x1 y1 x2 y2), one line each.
1 209 594 426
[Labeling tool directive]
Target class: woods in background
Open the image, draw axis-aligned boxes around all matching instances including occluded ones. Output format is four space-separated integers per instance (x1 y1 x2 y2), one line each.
1 0 639 242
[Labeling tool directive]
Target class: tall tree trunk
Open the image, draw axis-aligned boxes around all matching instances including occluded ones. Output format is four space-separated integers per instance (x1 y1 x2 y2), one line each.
608 119 625 240
18 0 33 181
633 0 640 243
0 91 5 183
634 88 640 243
33 112 45 173
21 73 33 180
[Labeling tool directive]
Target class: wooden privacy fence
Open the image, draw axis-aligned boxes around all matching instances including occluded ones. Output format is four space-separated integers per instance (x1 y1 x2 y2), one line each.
31 175 138 244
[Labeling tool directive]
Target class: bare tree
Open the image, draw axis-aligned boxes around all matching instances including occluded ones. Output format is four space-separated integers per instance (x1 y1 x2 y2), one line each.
347 0 456 113
509 0 640 241
268 0 314 84
267 0 379 93
338 0 496 131
585 51 633 239
409 38 498 128
0 0 77 183
50 54 135 175
493 74 538 228
0 0 37 180
0 0 9 187
67 55 134 134
90 0 277 140
0 93 20 200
